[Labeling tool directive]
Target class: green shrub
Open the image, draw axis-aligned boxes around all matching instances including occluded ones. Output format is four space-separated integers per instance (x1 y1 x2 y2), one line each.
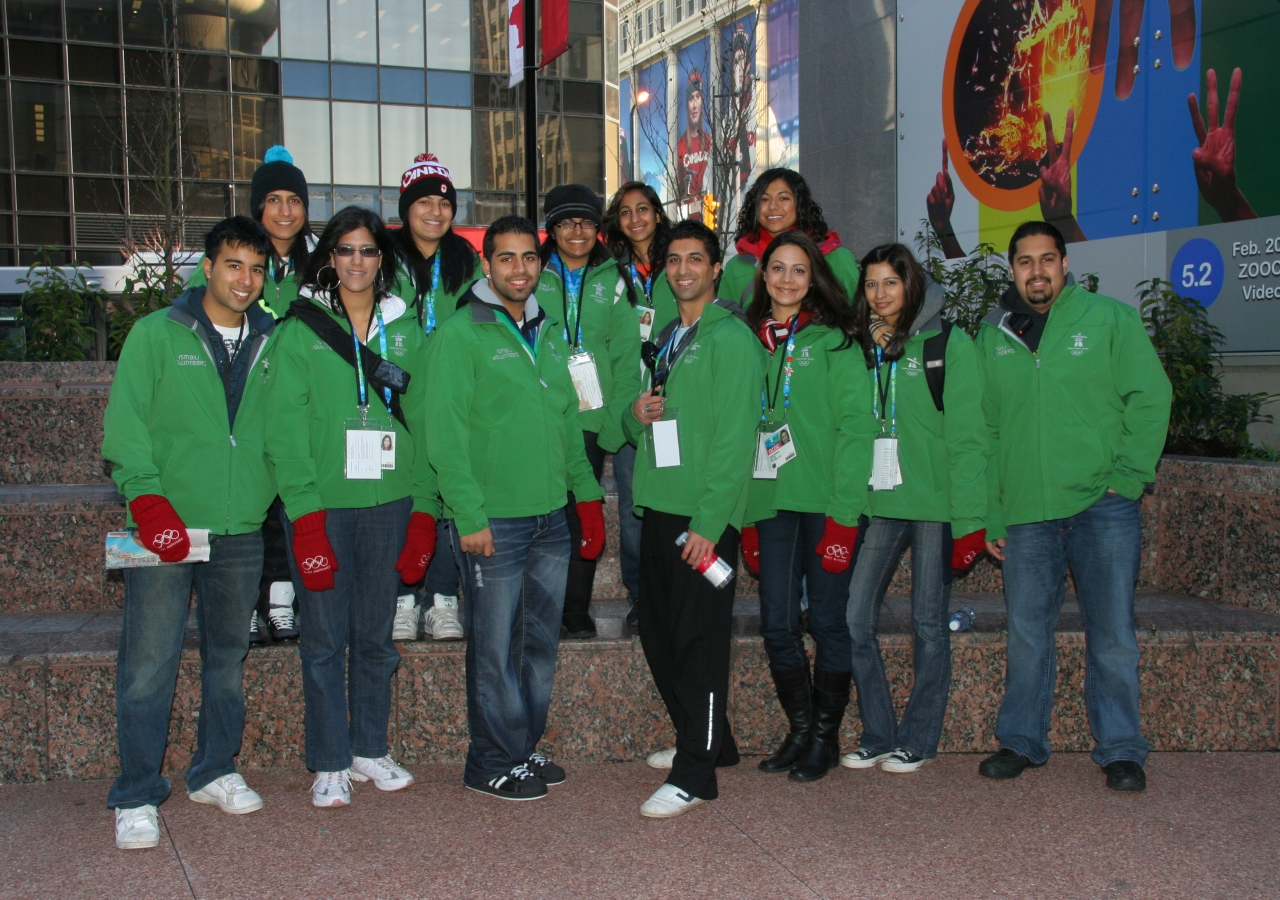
915 223 1009 338
18 251 106 361
108 261 184 359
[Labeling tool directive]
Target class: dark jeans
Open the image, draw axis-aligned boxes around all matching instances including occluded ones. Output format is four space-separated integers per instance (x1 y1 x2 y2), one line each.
638 510 740 800
256 498 291 617
612 442 642 599
456 510 571 785
109 530 264 809
563 430 606 624
285 498 411 772
997 492 1149 766
423 517 462 598
756 510 856 672
847 518 953 760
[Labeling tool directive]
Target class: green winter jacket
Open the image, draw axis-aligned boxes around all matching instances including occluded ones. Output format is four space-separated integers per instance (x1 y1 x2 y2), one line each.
388 254 484 336
265 292 439 522
623 299 767 542
618 251 679 338
187 234 317 319
719 243 861 308
745 322 879 527
535 255 642 452
976 283 1172 540
422 280 604 537
864 288 989 536
104 288 279 534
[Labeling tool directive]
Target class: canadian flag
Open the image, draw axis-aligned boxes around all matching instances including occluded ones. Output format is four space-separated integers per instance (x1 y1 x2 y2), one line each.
508 0 570 87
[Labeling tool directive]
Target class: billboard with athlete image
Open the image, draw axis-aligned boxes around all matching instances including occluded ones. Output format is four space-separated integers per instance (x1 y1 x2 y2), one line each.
676 38 712 220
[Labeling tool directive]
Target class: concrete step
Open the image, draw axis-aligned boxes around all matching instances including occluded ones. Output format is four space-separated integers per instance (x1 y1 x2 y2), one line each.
0 363 114 486
2 593 1277 784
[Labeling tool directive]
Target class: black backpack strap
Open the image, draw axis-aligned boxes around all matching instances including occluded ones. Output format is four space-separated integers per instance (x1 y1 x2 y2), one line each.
922 319 953 413
286 298 411 431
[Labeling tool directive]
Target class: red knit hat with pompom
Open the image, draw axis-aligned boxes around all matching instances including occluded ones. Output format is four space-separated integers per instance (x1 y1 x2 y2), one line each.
399 153 457 221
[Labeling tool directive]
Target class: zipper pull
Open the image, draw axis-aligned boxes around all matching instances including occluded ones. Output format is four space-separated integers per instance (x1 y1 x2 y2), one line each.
1035 353 1040 369
230 435 237 447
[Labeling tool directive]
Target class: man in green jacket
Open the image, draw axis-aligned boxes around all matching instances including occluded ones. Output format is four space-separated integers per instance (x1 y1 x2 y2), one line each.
976 221 1171 792
424 216 605 802
104 217 278 849
625 220 766 818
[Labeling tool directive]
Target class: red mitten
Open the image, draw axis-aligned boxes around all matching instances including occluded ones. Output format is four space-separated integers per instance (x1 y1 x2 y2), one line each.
816 517 859 574
395 512 438 584
129 494 191 563
951 529 987 571
291 510 337 592
577 500 605 560
740 526 760 576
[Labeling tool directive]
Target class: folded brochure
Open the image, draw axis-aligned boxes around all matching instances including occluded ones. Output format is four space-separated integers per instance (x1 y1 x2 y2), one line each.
105 529 211 568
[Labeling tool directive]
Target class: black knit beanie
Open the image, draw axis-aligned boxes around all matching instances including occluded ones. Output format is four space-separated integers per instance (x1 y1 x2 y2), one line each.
399 153 458 222
543 184 603 230
250 146 309 217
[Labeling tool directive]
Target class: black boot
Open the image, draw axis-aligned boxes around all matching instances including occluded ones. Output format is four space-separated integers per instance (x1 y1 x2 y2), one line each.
789 667 851 782
758 665 813 773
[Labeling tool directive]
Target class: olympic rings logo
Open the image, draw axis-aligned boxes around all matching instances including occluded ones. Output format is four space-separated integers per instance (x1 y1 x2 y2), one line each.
823 545 850 562
151 528 183 550
302 556 331 573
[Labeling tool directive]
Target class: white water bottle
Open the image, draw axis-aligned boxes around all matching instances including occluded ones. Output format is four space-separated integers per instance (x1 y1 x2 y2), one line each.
675 531 734 589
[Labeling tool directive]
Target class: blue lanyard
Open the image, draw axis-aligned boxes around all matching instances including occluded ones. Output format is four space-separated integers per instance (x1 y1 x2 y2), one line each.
552 254 586 349
423 254 441 335
872 347 897 435
630 263 652 302
761 318 798 422
351 303 391 416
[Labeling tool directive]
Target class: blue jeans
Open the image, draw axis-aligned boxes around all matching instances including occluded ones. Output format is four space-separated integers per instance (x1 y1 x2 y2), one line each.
109 530 264 809
455 510 571 785
612 442 641 599
996 492 1148 766
285 498 411 772
757 510 854 672
423 517 462 598
847 518 952 759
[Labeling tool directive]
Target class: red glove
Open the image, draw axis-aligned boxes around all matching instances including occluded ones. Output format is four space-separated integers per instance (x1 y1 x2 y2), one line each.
129 495 191 563
395 512 438 584
291 510 337 592
577 500 605 560
740 526 760 576
951 529 987 571
816 517 859 574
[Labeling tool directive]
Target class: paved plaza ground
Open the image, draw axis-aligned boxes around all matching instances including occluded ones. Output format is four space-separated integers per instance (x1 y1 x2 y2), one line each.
3 753 1277 899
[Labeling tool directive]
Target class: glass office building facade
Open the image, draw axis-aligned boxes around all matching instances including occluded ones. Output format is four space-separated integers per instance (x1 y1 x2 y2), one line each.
0 0 617 264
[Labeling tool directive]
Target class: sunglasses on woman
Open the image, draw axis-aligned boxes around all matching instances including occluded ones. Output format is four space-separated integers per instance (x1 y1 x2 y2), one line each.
334 245 381 258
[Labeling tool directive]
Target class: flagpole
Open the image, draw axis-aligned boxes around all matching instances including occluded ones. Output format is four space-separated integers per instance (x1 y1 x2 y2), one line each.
523 0 539 223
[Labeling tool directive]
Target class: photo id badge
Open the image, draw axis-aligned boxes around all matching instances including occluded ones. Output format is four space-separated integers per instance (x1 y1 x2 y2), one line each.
345 417 384 480
647 406 681 468
637 306 655 341
380 430 396 470
567 351 605 411
753 430 778 480
764 424 798 470
869 436 903 491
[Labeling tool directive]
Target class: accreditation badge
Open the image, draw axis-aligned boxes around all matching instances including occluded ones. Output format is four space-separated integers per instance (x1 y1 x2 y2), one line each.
637 306 655 341
753 429 778 480
345 417 385 480
646 406 681 468
869 436 902 491
567 351 605 411
763 424 797 470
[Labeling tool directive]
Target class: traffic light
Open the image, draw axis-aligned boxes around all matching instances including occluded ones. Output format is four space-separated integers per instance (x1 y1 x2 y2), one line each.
702 193 718 230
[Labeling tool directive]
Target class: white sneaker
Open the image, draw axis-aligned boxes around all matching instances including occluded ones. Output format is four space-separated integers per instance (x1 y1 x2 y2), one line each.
880 749 930 773
115 805 160 849
349 754 414 791
188 772 263 814
840 747 894 769
646 748 676 769
424 594 463 640
311 770 352 808
266 582 299 640
640 783 705 818
392 594 420 641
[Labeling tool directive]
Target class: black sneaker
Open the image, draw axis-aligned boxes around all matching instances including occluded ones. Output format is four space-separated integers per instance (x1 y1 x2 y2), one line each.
465 763 548 801
978 748 1044 780
527 751 566 785
561 613 597 640
1102 760 1146 792
624 598 639 636
249 611 265 645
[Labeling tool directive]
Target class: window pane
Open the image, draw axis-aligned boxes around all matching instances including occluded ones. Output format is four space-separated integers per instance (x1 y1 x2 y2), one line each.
331 0 377 63
472 109 520 192
308 185 332 220
470 0 507 73
563 81 601 115
7 0 63 38
331 63 377 101
17 175 69 211
10 39 64 80
428 70 470 107
562 115 603 192
129 177 178 215
0 94 11 169
231 58 280 93
13 82 70 172
472 74 516 110
283 98 331 183
185 182 230 216
230 3 278 56
70 85 123 174
379 104 425 188
282 60 329 97
333 185 378 212
604 7 617 83
427 106 470 189
69 44 121 83
125 49 171 87
124 0 168 46
280 0 329 60
232 95 282 180
379 0 423 68
74 177 124 214
331 102 378 184
182 54 230 92
178 5 229 52
67 2 119 46
427 0 469 70
381 67 425 105
19 215 71 245
537 80 560 113
181 92 231 179
125 89 176 179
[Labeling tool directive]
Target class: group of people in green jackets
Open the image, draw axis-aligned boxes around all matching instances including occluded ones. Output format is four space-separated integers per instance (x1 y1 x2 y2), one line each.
104 148 1173 849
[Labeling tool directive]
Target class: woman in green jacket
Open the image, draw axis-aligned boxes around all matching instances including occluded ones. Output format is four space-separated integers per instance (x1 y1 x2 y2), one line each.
739 231 879 782
840 243 989 775
718 168 861 306
267 206 439 809
535 184 641 639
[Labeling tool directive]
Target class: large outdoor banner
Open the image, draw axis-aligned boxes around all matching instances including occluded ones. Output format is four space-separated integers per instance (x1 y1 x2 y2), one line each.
676 38 712 219
898 0 1280 351
636 57 670 203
